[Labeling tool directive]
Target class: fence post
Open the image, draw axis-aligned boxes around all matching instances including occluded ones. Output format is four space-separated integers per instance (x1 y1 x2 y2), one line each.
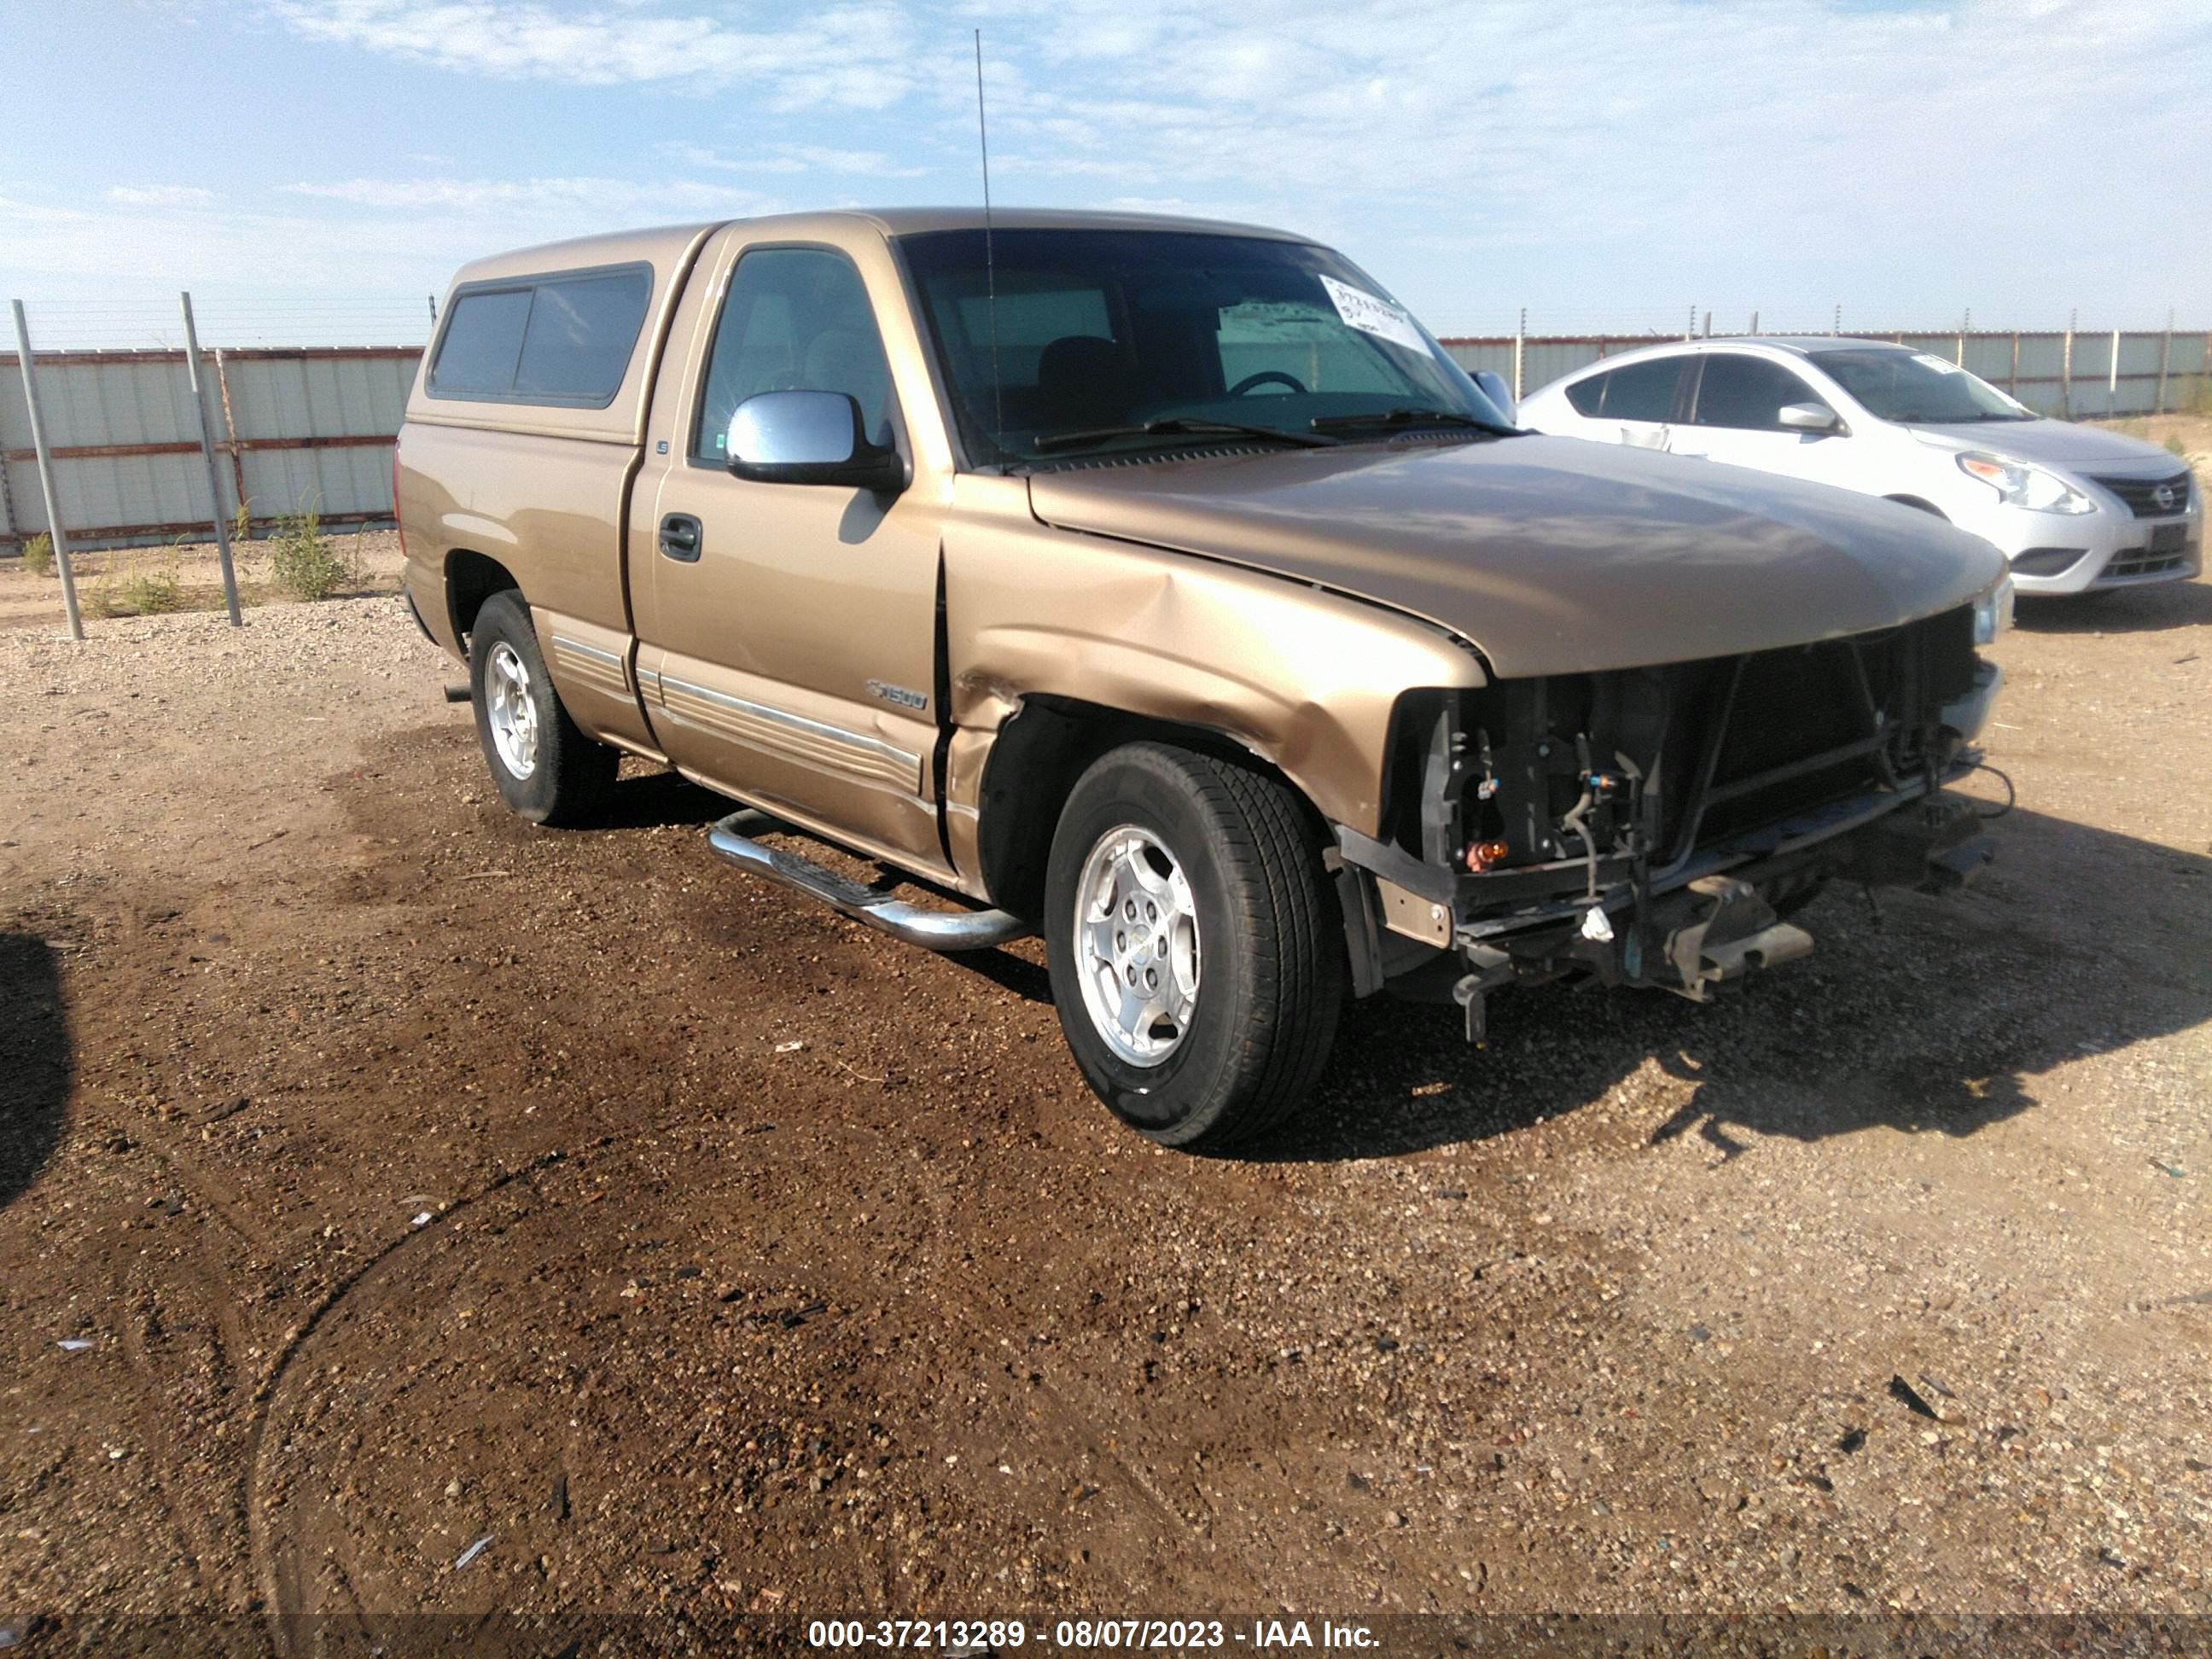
1956 309 1968 366
2061 311 2075 417
1831 304 1841 337
1512 307 1525 400
2009 331 2020 395
0 400 15 550
1684 305 1695 343
178 293 242 627
2155 309 2173 414
427 294 438 328
2107 326 2118 417
1749 310 1758 335
212 347 248 518
9 300 84 642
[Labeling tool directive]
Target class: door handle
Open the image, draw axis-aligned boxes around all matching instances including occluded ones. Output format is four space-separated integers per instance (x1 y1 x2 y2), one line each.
659 513 701 562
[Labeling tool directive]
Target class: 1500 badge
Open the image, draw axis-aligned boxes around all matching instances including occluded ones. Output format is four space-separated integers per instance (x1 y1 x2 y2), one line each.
865 679 928 712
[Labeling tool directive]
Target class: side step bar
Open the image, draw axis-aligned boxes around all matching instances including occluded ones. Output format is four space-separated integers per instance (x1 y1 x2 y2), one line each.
707 810 1032 952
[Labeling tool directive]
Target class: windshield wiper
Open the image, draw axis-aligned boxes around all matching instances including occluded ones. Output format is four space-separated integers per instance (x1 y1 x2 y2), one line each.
1033 416 1338 454
1308 406 1519 437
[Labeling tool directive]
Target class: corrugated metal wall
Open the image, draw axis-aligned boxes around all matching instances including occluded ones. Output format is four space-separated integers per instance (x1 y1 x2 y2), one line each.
3 327 2204 551
1441 327 2211 418
0 346 418 551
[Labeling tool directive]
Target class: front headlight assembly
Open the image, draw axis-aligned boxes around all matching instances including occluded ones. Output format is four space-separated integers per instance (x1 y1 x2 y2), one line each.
1956 450 2093 514
1973 576 2016 645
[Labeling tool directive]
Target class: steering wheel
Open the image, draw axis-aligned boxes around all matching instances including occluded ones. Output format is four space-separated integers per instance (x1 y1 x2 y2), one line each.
1228 370 1308 397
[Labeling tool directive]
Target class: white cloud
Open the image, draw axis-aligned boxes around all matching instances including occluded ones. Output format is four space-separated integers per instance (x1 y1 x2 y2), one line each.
0 171 780 336
264 0 926 105
284 175 620 210
13 0 2207 328
946 0 2212 325
281 172 784 216
105 184 218 207
659 142 928 179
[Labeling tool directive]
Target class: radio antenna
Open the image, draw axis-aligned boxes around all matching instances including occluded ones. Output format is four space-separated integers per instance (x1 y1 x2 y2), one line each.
974 27 1004 451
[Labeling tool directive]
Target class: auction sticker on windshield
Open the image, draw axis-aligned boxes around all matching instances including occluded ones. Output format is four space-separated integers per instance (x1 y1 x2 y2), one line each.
1319 275 1430 354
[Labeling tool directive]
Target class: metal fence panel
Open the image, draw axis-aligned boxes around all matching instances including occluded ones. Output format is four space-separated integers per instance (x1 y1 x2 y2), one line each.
237 445 395 525
221 353 412 440
4 323 2206 555
1435 326 2209 422
3 345 420 549
1522 341 1607 389
1962 337 2015 381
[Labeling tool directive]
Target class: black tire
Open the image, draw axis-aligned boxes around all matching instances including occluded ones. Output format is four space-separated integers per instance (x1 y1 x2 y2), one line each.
1043 742 1345 1150
468 590 616 826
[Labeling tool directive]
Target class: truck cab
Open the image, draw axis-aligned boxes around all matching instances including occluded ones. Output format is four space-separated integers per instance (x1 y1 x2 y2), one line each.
399 209 2009 1150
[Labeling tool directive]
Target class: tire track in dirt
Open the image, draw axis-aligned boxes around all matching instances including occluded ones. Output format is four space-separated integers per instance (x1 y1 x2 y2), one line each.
239 1104 1253 1638
242 1115 953 1639
243 1144 573 1650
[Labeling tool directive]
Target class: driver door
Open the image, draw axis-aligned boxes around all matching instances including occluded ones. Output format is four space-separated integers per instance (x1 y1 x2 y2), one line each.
629 232 949 875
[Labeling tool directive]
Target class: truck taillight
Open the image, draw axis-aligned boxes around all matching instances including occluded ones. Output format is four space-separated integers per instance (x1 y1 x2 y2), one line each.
392 435 406 562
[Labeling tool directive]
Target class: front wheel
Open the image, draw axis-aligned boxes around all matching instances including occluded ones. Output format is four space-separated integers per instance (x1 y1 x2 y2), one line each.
469 590 616 826
1043 742 1345 1149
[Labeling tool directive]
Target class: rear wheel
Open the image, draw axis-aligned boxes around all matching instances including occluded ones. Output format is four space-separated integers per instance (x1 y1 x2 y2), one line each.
1043 742 1344 1149
468 590 615 825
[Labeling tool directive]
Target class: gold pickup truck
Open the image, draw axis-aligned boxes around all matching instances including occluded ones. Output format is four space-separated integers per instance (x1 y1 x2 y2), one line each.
397 207 2010 1150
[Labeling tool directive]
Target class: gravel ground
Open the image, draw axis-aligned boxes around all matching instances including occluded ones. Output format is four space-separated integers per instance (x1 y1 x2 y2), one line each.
0 578 2208 1645
0 530 405 632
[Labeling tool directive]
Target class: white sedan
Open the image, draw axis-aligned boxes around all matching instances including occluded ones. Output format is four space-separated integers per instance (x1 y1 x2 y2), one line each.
1515 337 2201 596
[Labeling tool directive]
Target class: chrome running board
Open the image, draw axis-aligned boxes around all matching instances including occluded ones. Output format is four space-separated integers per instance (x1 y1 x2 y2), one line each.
707 810 1032 952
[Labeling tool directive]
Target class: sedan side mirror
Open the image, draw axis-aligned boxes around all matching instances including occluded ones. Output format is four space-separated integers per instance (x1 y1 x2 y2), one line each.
1778 402 1842 434
727 390 907 492
1470 369 1517 425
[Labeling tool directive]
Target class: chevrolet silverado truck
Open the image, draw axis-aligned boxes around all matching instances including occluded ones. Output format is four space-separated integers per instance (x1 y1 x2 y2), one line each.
396 208 2010 1150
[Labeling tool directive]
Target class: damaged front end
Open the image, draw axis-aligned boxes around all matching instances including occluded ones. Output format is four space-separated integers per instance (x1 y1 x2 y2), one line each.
1336 602 2003 1039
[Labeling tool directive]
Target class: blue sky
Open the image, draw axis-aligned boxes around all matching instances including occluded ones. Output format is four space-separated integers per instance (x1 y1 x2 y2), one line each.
3 0 2209 346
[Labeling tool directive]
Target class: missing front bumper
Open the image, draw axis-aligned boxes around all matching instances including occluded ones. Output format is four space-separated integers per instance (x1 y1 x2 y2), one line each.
1437 791 1994 1039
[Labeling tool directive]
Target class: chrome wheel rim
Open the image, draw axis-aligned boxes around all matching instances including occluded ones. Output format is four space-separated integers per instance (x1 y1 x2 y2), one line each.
485 641 539 779
1074 824 1201 1068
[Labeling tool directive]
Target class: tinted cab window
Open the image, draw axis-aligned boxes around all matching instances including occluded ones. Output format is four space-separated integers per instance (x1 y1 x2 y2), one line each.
431 290 532 395
1691 355 1827 431
1567 357 1683 422
428 267 650 406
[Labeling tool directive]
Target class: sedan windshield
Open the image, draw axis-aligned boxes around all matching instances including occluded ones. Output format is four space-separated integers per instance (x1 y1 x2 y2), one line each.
1811 348 2034 424
897 228 1510 464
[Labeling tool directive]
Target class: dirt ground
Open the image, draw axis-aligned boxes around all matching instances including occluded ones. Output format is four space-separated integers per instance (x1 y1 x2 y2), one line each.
1 545 2209 1644
2103 411 2212 471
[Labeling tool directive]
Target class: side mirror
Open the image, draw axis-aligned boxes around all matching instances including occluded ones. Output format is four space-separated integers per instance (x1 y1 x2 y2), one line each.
1470 369 1516 425
727 390 906 492
1778 402 1842 434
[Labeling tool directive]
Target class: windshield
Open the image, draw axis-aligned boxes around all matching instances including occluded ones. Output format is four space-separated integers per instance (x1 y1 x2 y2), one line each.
897 228 1509 464
1811 348 2034 424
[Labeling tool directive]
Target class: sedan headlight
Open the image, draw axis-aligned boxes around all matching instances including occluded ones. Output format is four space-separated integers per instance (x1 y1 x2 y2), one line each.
1956 450 2093 514
1973 576 2015 645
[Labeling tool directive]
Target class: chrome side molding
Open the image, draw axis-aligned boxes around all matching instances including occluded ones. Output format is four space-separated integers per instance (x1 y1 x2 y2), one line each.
707 810 1032 952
